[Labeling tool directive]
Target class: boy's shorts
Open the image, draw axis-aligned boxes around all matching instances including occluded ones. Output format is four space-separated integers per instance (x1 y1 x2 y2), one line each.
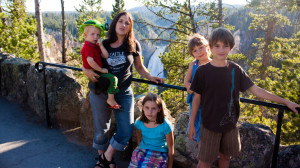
198 124 241 163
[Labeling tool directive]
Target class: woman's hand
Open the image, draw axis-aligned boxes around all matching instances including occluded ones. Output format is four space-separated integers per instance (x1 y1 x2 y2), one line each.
149 76 164 84
134 55 164 84
82 66 99 82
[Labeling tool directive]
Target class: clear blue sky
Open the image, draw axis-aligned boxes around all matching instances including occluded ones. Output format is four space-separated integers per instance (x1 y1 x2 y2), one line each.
25 0 247 12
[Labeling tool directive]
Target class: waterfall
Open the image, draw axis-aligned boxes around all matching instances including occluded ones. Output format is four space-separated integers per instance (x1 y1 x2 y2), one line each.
147 45 167 79
144 45 167 92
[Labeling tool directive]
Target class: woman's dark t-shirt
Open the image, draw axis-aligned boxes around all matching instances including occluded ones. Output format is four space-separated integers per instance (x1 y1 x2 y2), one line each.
89 40 141 91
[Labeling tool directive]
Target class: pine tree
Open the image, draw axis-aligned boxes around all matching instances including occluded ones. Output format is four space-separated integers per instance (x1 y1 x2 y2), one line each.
110 0 126 20
0 0 4 49
136 0 223 113
241 0 300 145
247 0 297 79
0 0 5 25
0 0 38 61
75 0 105 43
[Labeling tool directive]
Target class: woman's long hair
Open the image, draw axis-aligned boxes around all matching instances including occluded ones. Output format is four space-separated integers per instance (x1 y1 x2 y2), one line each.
106 11 136 53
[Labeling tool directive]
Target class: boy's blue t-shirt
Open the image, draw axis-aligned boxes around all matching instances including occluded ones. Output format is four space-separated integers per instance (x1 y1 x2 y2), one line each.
135 118 173 152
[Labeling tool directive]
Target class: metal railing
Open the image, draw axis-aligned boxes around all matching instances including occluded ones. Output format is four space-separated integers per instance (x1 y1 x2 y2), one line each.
34 61 299 168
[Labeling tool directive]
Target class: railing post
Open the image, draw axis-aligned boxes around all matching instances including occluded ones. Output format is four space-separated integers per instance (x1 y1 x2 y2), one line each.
41 64 51 128
271 109 284 168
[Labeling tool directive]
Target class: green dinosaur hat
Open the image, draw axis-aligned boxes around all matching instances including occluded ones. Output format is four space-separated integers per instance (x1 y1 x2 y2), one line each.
80 20 109 38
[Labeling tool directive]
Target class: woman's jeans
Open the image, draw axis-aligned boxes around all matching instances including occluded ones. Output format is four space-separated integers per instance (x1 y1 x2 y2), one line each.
89 86 134 151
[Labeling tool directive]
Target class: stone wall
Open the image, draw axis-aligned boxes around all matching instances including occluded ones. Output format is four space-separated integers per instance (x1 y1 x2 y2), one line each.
0 53 84 129
1 52 299 167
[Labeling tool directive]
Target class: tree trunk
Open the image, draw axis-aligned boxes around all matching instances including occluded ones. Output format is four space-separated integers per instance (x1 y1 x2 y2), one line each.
188 0 196 33
61 0 67 63
218 0 223 27
261 17 275 79
34 0 45 61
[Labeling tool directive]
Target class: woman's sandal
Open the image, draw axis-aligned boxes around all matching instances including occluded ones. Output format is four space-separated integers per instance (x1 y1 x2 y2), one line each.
95 153 116 168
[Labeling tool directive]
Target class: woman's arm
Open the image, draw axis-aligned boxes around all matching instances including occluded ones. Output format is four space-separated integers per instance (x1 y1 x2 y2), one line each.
82 66 99 82
136 129 142 146
134 55 164 83
166 131 174 168
184 61 194 94
248 85 300 113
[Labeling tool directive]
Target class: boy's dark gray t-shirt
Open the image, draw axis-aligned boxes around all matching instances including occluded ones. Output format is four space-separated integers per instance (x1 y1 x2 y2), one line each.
190 61 254 133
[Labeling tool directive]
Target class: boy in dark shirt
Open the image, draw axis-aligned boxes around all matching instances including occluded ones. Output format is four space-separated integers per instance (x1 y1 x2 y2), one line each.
188 27 300 168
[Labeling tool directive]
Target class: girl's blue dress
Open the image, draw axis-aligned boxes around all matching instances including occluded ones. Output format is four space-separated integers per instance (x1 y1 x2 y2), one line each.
186 60 202 142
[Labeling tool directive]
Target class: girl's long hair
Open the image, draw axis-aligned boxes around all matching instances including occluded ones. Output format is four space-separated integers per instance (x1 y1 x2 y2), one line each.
140 93 166 124
106 11 136 53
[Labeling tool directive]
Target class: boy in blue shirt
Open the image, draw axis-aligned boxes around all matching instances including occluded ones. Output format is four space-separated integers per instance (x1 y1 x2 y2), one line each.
188 27 299 168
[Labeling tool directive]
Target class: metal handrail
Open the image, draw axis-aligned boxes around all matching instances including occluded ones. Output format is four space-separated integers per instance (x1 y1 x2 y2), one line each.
34 61 299 168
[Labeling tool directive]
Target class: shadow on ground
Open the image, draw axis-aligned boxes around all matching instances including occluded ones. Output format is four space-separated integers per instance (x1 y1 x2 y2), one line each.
0 96 130 168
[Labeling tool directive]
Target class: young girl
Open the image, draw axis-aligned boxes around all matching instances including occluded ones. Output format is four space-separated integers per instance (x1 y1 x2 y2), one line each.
184 34 211 142
129 93 174 168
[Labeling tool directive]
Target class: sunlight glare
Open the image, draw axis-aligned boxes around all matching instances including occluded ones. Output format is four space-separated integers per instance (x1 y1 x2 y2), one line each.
0 140 32 154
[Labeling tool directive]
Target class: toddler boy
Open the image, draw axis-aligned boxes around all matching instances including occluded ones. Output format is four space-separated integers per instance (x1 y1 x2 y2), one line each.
81 20 121 109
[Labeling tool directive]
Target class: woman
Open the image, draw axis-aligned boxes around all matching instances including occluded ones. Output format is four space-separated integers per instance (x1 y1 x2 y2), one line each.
82 11 164 168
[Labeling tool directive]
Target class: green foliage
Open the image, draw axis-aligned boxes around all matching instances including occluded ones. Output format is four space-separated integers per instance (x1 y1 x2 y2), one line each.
132 67 154 97
160 42 192 114
248 12 290 31
111 0 126 20
42 12 79 37
227 53 248 68
241 31 300 145
138 0 223 113
0 0 38 61
67 49 89 95
140 0 221 37
240 0 300 145
75 0 106 43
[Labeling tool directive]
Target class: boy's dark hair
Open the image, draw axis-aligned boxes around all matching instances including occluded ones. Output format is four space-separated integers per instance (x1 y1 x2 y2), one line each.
209 27 235 49
139 93 166 124
188 34 209 56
